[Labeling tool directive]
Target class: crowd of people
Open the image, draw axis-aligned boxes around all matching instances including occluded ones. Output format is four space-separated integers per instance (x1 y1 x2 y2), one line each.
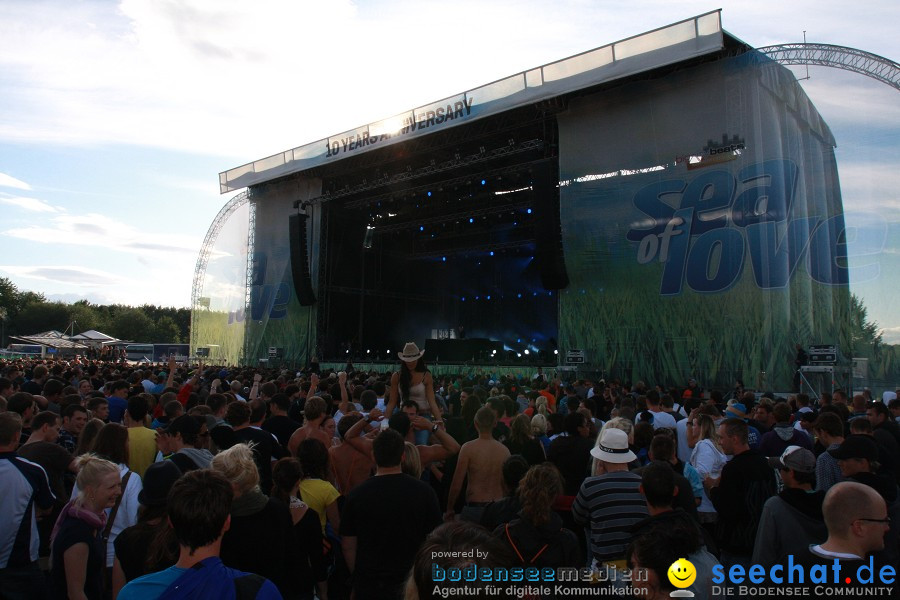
1 345 899 600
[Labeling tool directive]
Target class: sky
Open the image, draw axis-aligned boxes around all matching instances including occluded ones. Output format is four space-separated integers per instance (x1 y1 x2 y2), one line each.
0 0 897 340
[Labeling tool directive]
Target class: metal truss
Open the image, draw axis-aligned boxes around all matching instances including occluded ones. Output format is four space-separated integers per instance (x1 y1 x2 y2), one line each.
330 139 544 208
189 191 250 353
758 43 900 91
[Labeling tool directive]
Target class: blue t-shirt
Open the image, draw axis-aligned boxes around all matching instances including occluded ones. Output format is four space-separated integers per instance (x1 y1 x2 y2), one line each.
117 566 184 599
118 561 283 600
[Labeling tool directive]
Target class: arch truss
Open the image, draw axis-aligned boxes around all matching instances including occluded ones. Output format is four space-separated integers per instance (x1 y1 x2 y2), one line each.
190 190 251 352
758 43 900 92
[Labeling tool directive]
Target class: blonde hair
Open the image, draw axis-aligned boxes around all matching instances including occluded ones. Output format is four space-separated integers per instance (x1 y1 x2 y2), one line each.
600 417 634 443
531 413 548 436
210 443 260 495
696 414 723 453
402 442 422 479
535 397 548 417
74 453 120 505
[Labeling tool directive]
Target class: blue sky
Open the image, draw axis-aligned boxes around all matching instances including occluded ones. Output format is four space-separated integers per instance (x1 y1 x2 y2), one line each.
0 1 897 340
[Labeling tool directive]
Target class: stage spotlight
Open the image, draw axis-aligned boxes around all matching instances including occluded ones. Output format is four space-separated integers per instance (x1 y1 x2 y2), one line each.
517 353 522 358
346 350 350 354
469 218 474 223
527 208 532 214
517 293 522 298
442 256 446 262
420 226 425 231
492 349 497 355
427 191 432 197
481 179 486 185
489 251 494 256
524 349 530 355
461 297 466 302
366 349 371 354
517 338 521 343
475 296 480 300
486 295 491 300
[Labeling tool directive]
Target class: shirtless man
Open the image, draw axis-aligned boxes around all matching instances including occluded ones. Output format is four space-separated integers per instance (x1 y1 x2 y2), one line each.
445 406 510 523
342 408 459 478
287 394 331 456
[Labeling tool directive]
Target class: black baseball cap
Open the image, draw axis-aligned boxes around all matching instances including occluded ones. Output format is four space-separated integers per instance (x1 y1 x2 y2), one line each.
828 434 878 462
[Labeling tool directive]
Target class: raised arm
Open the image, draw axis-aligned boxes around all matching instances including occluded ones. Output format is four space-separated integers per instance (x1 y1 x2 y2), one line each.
384 371 400 418
424 372 442 421
444 443 470 521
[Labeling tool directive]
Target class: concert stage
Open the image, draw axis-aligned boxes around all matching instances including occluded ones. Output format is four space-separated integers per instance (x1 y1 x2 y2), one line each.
193 11 850 390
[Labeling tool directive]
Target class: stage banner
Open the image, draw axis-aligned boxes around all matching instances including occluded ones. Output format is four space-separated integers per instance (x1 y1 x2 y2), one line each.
557 51 851 390
192 200 250 366
242 178 321 367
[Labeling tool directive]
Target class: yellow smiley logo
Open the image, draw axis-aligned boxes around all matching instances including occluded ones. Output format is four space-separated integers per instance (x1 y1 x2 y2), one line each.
667 558 696 588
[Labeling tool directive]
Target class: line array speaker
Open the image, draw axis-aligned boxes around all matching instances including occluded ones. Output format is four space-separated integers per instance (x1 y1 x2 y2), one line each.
532 159 569 290
289 213 316 306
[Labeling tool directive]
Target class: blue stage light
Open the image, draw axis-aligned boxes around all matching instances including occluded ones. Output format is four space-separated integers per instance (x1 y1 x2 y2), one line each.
517 293 522 298
489 251 494 256
442 256 446 262
527 208 532 214
486 295 491 300
461 297 466 302
469 218 474 223
427 191 432 197
517 338 521 343
475 296 480 300
481 179 486 185
419 226 424 231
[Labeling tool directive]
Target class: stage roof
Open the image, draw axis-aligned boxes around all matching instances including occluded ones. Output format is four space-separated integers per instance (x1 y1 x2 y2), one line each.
10 331 89 350
220 10 725 193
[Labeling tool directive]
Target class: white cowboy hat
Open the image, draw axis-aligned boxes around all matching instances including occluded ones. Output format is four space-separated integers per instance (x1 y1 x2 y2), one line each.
590 428 637 463
398 342 425 362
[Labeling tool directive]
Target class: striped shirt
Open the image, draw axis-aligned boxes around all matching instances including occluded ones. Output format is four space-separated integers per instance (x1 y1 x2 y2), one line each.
0 452 55 568
572 471 648 561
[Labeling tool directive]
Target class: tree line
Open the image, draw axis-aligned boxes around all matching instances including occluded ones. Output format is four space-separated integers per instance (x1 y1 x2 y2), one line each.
0 277 189 346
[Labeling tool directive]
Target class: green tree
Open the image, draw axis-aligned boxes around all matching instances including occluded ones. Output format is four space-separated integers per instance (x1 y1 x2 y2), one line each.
153 315 182 343
109 307 155 342
15 301 70 334
849 293 883 359
67 301 102 334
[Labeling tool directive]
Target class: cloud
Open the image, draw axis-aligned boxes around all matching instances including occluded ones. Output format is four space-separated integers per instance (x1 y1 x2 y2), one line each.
1 0 892 163
0 195 58 213
880 326 900 346
0 265 121 286
1 211 202 257
0 172 32 190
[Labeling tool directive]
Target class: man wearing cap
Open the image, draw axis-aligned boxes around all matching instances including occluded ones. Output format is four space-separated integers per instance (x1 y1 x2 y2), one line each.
751 446 827 568
827 434 899 565
829 434 897 505
572 428 648 569
112 460 183 594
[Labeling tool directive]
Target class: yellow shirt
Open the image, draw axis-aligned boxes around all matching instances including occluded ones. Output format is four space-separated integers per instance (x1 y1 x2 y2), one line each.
299 478 340 533
127 426 158 479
